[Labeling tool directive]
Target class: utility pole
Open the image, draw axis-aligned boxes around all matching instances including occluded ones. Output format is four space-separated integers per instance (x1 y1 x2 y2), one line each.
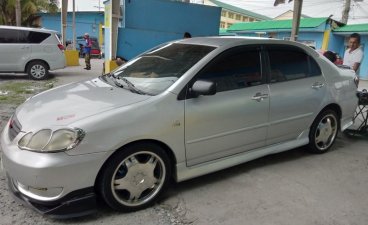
290 0 303 41
15 0 21 26
72 0 76 50
61 0 68 47
341 0 351 24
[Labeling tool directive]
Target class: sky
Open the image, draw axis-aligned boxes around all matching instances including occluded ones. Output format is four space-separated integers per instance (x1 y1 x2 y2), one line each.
66 0 368 24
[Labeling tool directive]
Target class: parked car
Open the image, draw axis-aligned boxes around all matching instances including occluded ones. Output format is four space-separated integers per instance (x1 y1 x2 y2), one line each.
76 36 101 58
1 37 358 218
0 26 66 80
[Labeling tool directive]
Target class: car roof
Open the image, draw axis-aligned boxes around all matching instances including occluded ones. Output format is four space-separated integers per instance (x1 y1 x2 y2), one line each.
175 36 319 56
0 25 58 34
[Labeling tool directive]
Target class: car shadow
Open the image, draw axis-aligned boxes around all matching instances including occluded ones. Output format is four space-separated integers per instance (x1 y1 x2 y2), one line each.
0 73 57 81
0 74 29 81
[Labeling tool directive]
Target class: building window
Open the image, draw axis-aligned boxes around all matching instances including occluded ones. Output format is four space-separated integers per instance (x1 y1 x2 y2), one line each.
221 10 226 17
242 16 249 22
249 18 254 22
228 12 234 19
220 22 226 28
235 14 241 20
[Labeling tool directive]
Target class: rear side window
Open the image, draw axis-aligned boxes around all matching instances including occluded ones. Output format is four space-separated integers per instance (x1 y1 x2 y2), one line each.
267 46 321 83
0 29 19 43
27 31 51 43
197 46 262 92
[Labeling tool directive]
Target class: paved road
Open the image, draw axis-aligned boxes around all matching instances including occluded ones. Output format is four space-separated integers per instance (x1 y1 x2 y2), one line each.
0 61 368 225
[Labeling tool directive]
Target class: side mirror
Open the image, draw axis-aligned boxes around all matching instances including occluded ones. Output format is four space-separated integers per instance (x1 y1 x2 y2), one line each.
190 80 216 97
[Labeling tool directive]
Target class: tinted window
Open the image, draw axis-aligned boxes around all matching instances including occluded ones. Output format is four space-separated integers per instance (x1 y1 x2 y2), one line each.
197 46 262 92
27 31 51 43
268 46 321 83
18 30 30 43
0 29 18 43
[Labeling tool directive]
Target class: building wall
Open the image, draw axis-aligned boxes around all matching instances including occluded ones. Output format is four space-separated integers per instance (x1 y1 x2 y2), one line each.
40 12 104 41
203 0 262 29
117 0 220 60
357 35 367 79
328 33 345 56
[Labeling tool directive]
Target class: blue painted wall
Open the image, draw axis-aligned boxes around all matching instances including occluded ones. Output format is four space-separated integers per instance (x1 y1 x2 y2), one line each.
117 0 221 60
328 33 345 56
39 12 104 41
357 36 367 79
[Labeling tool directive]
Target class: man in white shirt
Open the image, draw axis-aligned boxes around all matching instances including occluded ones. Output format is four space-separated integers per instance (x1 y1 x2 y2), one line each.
343 33 364 73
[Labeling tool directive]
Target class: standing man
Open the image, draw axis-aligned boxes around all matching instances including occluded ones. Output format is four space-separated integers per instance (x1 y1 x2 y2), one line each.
83 33 92 70
343 33 364 73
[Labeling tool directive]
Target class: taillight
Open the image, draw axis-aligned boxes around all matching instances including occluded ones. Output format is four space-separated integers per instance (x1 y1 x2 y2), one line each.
57 44 64 51
354 76 359 87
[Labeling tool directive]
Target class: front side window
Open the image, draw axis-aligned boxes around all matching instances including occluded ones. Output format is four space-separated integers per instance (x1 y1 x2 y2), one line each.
268 46 321 83
196 46 262 92
110 43 215 95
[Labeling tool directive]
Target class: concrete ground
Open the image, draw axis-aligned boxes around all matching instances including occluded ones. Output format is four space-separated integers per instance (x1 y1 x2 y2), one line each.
0 60 368 225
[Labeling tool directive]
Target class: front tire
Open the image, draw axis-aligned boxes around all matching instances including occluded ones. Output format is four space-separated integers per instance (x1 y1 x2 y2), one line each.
97 142 171 211
307 109 339 153
27 61 49 80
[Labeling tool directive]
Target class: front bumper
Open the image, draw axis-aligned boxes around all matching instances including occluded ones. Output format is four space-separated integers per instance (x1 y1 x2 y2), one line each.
7 173 96 219
1 120 111 218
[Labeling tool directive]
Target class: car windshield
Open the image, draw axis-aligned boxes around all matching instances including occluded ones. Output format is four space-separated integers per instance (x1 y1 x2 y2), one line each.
111 43 215 95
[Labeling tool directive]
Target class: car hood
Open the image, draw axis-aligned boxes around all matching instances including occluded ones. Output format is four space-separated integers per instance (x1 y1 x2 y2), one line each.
16 78 151 130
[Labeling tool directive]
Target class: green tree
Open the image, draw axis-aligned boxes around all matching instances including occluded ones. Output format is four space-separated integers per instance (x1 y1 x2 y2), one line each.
0 0 59 26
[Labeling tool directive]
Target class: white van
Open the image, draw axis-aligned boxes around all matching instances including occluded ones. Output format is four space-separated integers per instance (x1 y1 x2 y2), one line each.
0 26 66 80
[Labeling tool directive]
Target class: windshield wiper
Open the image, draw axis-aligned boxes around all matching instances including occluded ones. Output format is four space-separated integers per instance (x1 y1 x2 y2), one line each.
103 73 125 88
118 77 149 95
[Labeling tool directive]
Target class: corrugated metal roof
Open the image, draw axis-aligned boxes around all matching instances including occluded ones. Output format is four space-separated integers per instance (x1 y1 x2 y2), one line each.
334 23 368 32
219 28 235 36
228 17 328 31
209 0 271 20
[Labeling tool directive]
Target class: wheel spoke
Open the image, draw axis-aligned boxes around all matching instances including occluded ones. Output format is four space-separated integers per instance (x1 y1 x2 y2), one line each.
146 156 157 172
128 188 145 201
325 118 332 130
315 133 323 144
114 177 131 190
125 155 138 168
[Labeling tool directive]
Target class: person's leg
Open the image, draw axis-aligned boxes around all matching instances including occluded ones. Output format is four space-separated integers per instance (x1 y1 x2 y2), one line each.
84 53 88 69
85 53 91 70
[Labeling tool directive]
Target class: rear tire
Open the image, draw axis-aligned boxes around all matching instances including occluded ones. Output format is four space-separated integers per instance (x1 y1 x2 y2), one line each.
27 61 49 80
307 109 339 154
97 142 171 211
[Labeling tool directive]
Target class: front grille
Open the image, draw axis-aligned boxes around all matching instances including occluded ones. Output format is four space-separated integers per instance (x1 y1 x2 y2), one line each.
8 115 22 141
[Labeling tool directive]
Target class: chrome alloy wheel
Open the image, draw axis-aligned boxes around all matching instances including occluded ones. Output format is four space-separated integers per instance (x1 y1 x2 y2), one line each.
111 151 166 207
30 64 46 79
314 114 338 151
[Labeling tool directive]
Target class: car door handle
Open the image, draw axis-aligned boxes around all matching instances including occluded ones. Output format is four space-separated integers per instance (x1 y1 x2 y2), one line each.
21 46 29 49
252 93 269 102
312 82 325 89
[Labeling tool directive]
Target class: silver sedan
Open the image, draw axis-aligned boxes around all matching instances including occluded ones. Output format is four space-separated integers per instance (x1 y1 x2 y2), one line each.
1 37 358 218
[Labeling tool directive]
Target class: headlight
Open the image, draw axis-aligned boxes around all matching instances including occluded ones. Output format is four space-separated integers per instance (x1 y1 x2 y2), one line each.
18 128 85 152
